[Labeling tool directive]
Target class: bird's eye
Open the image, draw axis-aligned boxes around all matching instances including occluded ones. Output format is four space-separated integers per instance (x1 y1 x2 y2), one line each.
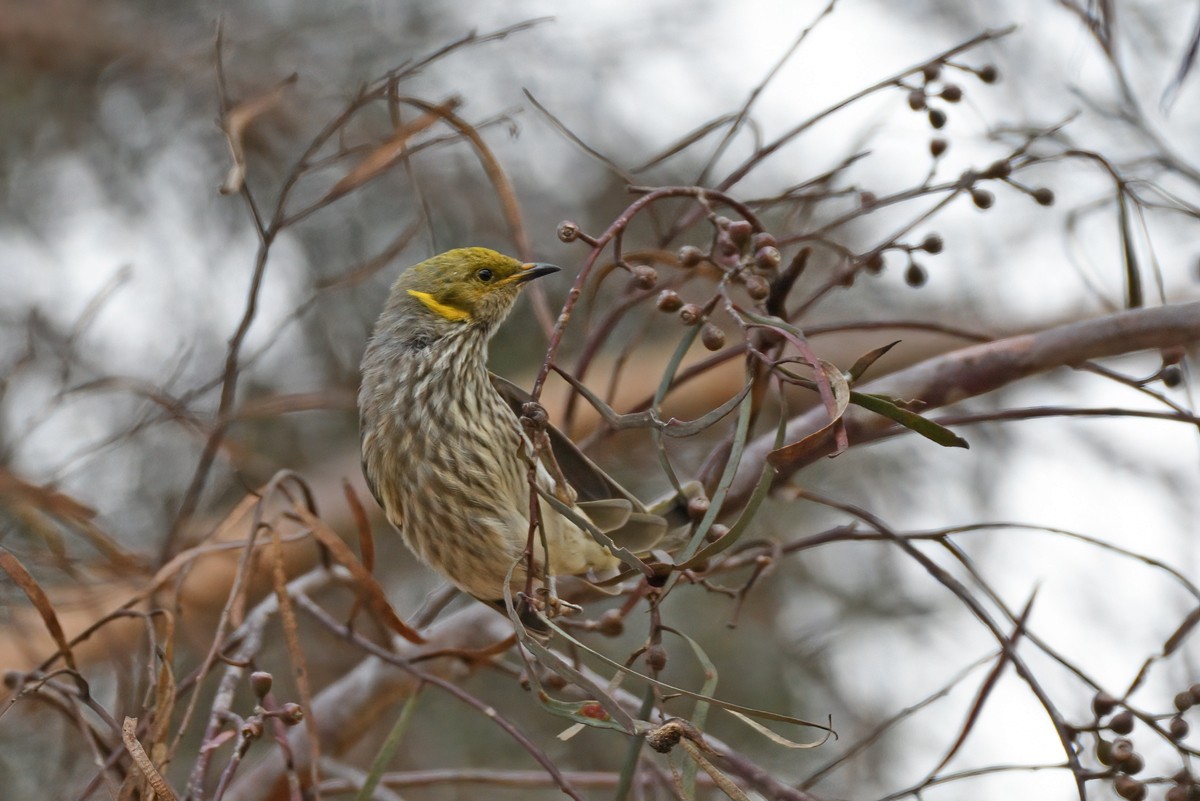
477 268 494 282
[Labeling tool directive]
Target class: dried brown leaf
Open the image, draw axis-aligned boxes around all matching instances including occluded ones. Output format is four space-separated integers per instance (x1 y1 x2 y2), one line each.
220 73 298 195
0 546 76 671
293 506 425 644
322 97 461 203
122 717 179 801
0 467 96 522
342 479 375 574
679 738 752 801
768 360 851 467
268 525 320 793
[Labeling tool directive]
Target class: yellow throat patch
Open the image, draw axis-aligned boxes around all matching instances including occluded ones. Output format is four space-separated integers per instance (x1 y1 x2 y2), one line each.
407 289 470 322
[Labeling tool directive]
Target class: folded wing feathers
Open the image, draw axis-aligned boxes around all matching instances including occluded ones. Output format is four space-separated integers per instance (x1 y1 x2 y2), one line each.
492 372 686 555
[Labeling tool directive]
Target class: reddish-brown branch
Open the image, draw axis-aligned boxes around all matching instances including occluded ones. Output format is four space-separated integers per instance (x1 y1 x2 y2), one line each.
730 300 1200 506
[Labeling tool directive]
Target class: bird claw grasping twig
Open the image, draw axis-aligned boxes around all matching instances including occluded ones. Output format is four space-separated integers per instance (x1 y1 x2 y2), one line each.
535 584 583 618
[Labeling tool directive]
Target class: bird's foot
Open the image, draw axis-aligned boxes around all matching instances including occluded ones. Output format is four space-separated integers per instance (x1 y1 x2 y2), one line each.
535 586 583 618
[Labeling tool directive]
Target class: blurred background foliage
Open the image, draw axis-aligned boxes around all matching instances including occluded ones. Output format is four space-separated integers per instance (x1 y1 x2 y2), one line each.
1 0 1199 799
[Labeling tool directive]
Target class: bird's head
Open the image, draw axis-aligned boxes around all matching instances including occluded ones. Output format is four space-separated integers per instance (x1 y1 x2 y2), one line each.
390 247 558 333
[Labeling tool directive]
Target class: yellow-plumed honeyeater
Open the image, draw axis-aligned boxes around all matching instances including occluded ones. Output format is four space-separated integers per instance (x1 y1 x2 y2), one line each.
359 247 671 619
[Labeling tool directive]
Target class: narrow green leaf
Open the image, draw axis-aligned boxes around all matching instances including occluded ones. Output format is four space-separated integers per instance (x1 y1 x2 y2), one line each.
613 687 656 801
847 340 902 383
677 459 773 569
651 320 705 493
725 709 833 749
541 617 833 734
663 380 753 438
677 395 786 569
852 391 969 448
355 689 421 801
663 627 719 798
678 370 755 564
535 693 632 733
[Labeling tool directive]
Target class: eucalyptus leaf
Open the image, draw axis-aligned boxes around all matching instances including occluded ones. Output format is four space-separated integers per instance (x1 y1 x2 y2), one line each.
852 391 969 449
541 617 834 734
847 340 902 383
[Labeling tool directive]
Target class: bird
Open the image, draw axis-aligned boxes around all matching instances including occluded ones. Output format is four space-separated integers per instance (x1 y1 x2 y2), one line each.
358 247 671 624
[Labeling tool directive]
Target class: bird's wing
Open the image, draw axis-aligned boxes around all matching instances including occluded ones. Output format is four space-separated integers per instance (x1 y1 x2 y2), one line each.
489 372 645 508
575 498 632 530
359 413 402 528
490 373 677 554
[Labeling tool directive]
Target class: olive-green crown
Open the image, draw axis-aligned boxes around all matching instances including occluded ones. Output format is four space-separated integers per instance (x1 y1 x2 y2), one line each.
392 247 557 326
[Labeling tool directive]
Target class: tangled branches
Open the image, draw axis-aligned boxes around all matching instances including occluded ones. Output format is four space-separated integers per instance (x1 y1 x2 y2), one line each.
2 5 1200 801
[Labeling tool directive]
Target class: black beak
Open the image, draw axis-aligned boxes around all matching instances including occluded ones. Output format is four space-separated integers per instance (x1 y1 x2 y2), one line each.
513 262 561 283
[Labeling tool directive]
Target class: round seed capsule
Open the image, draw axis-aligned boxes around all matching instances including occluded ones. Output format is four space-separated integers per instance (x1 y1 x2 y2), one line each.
728 220 753 246
1114 775 1145 801
557 221 580 242
754 246 782 271
1109 710 1134 735
645 644 668 672
1093 692 1118 717
280 703 304 726
679 303 703 325
1165 785 1190 801
678 245 704 267
250 671 274 699
971 188 995 209
745 274 770 300
705 524 730 543
751 232 778 251
905 262 927 287
1110 738 1134 763
1169 715 1190 740
632 265 658 289
701 323 726 351
656 289 683 312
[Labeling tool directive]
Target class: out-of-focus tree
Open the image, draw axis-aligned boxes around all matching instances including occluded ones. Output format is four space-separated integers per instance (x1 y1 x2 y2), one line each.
2 2 1199 800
